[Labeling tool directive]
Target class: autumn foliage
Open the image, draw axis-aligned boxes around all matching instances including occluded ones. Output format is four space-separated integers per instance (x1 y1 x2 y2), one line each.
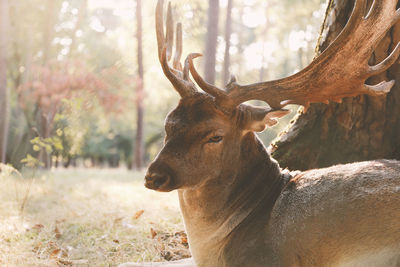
17 60 124 117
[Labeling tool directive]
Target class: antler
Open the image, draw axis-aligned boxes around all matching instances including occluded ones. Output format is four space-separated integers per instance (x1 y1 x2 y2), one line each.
156 0 197 97
189 0 400 111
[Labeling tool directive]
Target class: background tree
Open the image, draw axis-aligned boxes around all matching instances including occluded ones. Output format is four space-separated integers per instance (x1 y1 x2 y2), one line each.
272 0 400 170
222 0 233 85
0 0 9 163
204 0 219 84
134 0 144 169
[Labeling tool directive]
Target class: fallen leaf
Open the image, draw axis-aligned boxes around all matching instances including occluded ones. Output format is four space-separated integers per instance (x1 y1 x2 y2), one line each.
32 224 44 229
32 242 44 253
133 210 144 220
54 226 61 239
180 235 188 245
50 248 61 258
150 228 157 239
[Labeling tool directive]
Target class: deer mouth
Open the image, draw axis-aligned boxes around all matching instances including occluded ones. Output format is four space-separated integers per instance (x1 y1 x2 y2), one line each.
144 172 175 192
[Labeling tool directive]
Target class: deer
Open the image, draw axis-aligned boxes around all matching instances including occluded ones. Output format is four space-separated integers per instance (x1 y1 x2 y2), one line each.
119 0 400 266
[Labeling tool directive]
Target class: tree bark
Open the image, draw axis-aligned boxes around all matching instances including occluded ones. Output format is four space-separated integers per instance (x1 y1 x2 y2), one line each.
134 0 144 170
272 0 400 170
204 0 219 85
0 0 9 163
222 0 233 85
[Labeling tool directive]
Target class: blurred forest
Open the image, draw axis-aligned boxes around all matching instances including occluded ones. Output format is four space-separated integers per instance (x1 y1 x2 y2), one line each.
0 0 326 170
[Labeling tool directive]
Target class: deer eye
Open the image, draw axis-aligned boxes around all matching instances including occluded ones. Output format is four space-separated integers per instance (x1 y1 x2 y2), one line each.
208 136 223 143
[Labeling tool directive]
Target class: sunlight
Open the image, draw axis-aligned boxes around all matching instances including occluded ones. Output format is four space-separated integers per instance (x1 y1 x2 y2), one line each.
90 16 105 32
242 7 266 28
88 0 134 19
289 30 308 51
244 41 278 70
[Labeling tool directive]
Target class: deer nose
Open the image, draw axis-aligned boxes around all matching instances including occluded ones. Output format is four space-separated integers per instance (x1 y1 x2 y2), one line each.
145 172 171 191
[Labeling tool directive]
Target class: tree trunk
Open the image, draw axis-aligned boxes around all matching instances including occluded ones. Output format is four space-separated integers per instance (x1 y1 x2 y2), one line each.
222 0 233 85
272 0 400 170
134 0 144 170
0 0 9 164
204 0 219 85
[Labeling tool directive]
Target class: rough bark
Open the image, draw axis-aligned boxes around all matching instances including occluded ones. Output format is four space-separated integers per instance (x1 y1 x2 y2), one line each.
0 0 9 163
204 0 219 85
222 0 233 85
134 0 144 169
272 0 400 170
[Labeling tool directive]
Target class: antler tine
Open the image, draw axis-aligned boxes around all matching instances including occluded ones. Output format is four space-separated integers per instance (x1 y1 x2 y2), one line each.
165 3 174 62
155 0 196 97
159 46 188 96
173 23 183 71
369 42 400 76
183 54 191 81
366 0 382 19
320 0 366 53
155 0 165 59
364 80 395 95
187 54 229 99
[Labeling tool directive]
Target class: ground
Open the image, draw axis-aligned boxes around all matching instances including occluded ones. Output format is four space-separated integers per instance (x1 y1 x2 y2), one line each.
0 167 190 267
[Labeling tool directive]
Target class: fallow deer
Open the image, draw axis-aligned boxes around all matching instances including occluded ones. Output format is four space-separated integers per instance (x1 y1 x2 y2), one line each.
120 0 400 266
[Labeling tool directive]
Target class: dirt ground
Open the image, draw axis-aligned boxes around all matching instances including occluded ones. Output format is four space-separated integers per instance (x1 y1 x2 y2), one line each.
0 166 190 267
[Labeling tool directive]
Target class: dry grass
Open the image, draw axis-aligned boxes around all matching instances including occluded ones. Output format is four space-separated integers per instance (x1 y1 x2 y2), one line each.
0 167 190 267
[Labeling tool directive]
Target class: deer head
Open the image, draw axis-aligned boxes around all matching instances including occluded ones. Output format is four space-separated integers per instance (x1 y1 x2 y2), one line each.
145 0 400 192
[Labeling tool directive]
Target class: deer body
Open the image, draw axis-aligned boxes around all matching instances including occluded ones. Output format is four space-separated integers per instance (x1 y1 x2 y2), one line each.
269 160 400 267
119 1 400 266
121 95 400 267
174 127 400 267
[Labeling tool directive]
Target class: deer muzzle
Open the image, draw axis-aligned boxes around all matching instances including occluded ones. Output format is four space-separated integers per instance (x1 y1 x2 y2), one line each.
144 161 176 192
145 172 172 190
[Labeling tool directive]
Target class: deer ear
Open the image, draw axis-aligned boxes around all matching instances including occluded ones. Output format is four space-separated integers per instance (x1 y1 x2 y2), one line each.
243 105 290 132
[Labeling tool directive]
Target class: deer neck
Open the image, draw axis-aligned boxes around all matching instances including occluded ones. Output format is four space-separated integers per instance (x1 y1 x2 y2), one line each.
178 133 286 266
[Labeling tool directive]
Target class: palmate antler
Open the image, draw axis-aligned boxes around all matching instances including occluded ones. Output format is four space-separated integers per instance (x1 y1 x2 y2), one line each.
186 0 400 111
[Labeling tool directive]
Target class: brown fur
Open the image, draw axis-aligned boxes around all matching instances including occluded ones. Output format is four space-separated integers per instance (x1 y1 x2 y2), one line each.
120 94 400 267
